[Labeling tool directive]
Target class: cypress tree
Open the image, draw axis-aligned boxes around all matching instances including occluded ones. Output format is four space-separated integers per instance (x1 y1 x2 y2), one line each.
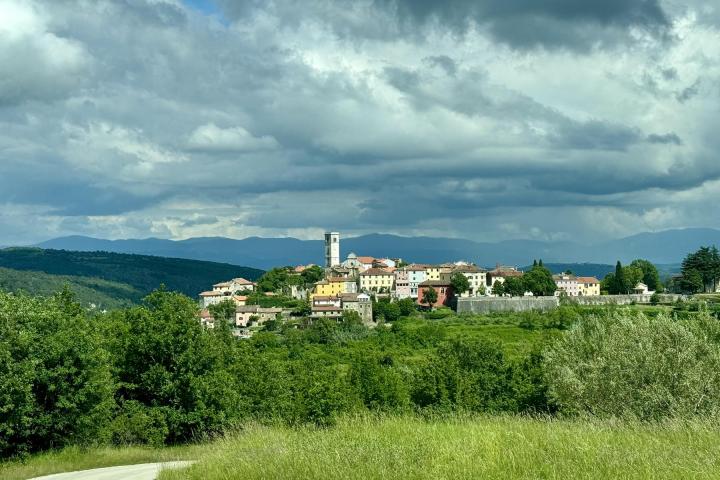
614 261 626 294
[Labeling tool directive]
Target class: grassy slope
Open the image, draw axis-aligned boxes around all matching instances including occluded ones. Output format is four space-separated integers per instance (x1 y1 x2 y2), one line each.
159 416 720 480
0 266 140 310
0 444 201 480
0 247 264 301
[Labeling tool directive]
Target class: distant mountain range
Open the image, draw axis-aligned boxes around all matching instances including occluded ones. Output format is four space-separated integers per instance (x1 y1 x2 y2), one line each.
34 228 720 271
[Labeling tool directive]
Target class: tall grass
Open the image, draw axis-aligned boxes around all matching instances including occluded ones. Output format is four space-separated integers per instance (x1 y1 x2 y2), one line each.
0 444 201 480
159 415 720 480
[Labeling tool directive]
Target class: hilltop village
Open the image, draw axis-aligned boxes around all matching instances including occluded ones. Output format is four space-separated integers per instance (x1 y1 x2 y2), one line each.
196 232 675 337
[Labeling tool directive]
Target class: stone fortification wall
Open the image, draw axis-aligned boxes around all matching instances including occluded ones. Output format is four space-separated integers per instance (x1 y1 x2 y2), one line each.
569 294 684 305
456 294 686 313
456 296 559 314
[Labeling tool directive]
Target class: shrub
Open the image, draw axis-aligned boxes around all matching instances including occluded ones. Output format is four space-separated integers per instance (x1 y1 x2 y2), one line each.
112 290 243 444
411 338 514 412
545 311 720 420
106 401 168 447
0 290 115 457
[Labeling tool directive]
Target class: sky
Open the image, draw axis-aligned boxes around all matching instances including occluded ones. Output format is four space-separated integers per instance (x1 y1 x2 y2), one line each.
1 0 719 245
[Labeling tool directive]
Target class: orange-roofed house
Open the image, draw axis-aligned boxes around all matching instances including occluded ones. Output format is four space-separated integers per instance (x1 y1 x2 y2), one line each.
576 277 601 296
417 280 454 308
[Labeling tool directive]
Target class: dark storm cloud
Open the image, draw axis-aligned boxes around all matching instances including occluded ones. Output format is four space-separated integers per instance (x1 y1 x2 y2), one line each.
0 0 718 244
647 133 683 145
553 120 642 151
218 0 670 50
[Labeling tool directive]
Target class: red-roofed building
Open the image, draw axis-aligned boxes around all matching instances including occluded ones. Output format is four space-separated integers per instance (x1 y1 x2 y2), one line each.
417 280 454 308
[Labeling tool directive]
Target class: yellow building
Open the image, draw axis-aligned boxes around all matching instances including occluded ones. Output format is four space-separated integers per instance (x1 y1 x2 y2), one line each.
359 268 395 293
426 264 454 281
311 277 357 299
576 277 601 296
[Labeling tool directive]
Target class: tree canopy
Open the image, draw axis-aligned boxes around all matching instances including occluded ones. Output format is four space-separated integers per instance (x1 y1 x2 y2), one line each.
449 273 470 296
680 246 720 294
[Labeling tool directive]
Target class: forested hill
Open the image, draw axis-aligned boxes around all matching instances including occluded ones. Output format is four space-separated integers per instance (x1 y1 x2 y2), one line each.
0 248 264 303
0 266 140 310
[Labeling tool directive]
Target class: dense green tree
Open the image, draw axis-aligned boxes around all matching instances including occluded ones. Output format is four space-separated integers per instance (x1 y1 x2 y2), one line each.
680 269 704 294
292 300 311 317
503 276 525 297
257 267 292 292
613 261 627 294
374 299 402 322
450 273 470 296
396 298 418 317
208 299 236 325
629 259 663 292
422 287 438 308
300 265 325 285
412 339 513 412
523 265 556 297
681 246 720 293
0 290 115 457
349 355 410 411
492 280 505 297
113 289 243 444
624 265 644 291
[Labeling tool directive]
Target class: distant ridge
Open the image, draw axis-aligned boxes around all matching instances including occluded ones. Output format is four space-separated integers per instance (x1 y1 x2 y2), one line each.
0 247 264 301
34 228 720 270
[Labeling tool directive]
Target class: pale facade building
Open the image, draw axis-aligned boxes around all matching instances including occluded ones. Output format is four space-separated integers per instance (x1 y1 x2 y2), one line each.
554 274 581 296
235 306 286 327
212 278 256 294
486 266 524 295
360 268 395 293
440 265 487 297
576 277 601 296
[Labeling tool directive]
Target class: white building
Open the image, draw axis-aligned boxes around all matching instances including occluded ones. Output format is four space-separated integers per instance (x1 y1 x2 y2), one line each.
212 278 256 294
554 274 580 297
440 265 487 297
359 268 395 293
325 232 340 267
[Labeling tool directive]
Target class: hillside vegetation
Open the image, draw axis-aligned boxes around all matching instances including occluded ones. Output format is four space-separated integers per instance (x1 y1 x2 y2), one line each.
0 266 139 309
0 248 263 302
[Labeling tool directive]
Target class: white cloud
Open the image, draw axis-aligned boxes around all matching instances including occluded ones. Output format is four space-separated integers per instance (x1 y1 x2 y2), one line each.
0 0 719 245
187 123 279 152
0 0 89 105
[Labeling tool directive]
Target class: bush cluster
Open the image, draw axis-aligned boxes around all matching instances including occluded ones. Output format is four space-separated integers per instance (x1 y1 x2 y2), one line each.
4 287 720 459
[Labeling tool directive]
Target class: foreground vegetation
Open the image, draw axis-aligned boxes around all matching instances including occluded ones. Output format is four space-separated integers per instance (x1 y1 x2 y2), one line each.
4 285 720 469
159 416 720 480
0 444 199 480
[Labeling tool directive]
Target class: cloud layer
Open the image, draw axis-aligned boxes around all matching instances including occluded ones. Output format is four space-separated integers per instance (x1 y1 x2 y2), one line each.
0 0 719 246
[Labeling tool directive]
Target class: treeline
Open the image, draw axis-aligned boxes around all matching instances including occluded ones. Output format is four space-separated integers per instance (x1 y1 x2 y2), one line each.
0 266 138 310
601 259 663 294
673 246 720 294
0 247 264 300
4 288 720 460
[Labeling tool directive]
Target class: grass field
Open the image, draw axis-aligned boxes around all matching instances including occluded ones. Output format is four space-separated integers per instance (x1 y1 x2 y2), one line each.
158 416 720 480
0 444 201 480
